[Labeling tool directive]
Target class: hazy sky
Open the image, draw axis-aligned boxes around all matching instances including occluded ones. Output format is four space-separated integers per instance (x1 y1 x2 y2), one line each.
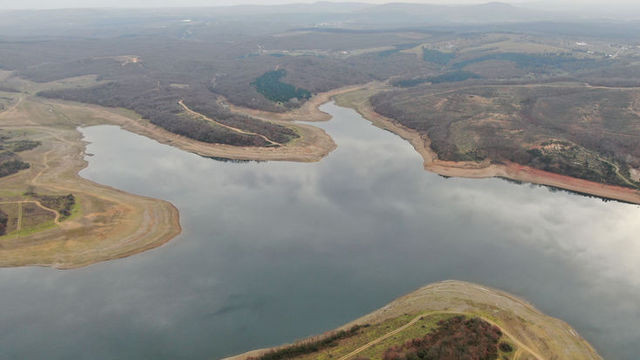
0 0 636 10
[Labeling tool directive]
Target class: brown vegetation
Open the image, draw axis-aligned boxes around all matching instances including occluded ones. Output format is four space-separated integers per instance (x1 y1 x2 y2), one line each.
371 83 640 189
382 316 502 360
337 84 640 204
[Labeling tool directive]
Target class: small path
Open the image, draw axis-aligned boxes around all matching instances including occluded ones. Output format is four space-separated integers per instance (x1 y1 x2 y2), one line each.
0 200 62 226
16 202 23 231
337 314 423 360
338 311 545 360
588 150 637 187
178 100 281 146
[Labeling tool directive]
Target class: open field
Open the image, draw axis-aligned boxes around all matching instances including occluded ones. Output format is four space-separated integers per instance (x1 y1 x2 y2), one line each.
335 83 640 204
0 92 181 269
226 281 601 360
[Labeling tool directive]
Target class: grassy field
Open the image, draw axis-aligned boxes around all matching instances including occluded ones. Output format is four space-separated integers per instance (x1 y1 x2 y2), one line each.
227 281 601 360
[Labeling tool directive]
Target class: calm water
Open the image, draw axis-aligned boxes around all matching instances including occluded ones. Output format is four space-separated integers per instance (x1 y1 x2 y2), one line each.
1 102 639 359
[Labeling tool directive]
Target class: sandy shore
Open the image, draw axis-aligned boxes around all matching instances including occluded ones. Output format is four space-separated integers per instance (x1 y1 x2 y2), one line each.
336 84 640 205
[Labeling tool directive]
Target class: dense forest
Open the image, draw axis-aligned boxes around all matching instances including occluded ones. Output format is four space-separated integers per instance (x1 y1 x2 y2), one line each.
0 133 40 178
252 69 312 104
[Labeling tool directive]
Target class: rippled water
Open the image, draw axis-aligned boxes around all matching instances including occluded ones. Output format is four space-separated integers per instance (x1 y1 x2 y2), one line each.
1 102 639 359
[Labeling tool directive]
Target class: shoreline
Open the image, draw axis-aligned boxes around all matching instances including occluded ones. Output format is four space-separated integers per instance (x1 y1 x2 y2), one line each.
43 85 377 165
223 84 368 123
225 280 601 360
334 84 640 205
50 98 338 163
0 95 182 269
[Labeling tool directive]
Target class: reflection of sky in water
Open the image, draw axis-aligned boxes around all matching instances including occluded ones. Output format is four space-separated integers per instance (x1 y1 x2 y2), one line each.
0 103 639 359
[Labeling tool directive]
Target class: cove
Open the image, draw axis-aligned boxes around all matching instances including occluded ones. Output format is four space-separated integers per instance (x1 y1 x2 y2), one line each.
0 102 639 360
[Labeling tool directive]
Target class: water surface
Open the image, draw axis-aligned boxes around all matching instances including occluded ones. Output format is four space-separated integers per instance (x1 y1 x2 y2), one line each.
1 102 639 359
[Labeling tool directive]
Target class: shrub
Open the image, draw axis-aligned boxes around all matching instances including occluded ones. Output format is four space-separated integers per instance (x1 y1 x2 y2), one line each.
382 316 502 360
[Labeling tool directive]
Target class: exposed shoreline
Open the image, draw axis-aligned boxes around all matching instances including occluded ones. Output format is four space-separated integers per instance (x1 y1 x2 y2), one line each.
0 95 182 269
4 79 638 267
225 280 601 360
46 85 373 164
334 84 640 205
50 98 337 163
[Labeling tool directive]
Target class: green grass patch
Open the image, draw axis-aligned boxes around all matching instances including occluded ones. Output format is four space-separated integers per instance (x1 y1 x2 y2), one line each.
4 219 56 238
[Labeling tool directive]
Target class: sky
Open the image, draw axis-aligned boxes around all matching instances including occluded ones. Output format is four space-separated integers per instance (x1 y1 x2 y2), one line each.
0 0 636 10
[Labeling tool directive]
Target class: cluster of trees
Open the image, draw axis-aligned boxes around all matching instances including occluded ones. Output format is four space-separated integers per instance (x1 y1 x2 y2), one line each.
2 140 41 152
382 316 502 360
250 325 366 360
34 194 75 218
0 135 39 178
0 152 30 178
0 209 7 236
526 148 632 187
252 69 312 103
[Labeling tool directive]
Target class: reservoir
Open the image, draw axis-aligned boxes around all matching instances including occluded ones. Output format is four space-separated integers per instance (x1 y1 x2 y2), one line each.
1 102 639 359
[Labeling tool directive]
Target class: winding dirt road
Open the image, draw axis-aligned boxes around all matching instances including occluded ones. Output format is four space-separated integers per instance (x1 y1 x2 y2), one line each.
0 200 62 227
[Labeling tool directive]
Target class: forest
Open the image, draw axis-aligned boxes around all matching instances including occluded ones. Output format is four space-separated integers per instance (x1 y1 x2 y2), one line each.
1 8 639 178
371 84 640 188
252 69 312 104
